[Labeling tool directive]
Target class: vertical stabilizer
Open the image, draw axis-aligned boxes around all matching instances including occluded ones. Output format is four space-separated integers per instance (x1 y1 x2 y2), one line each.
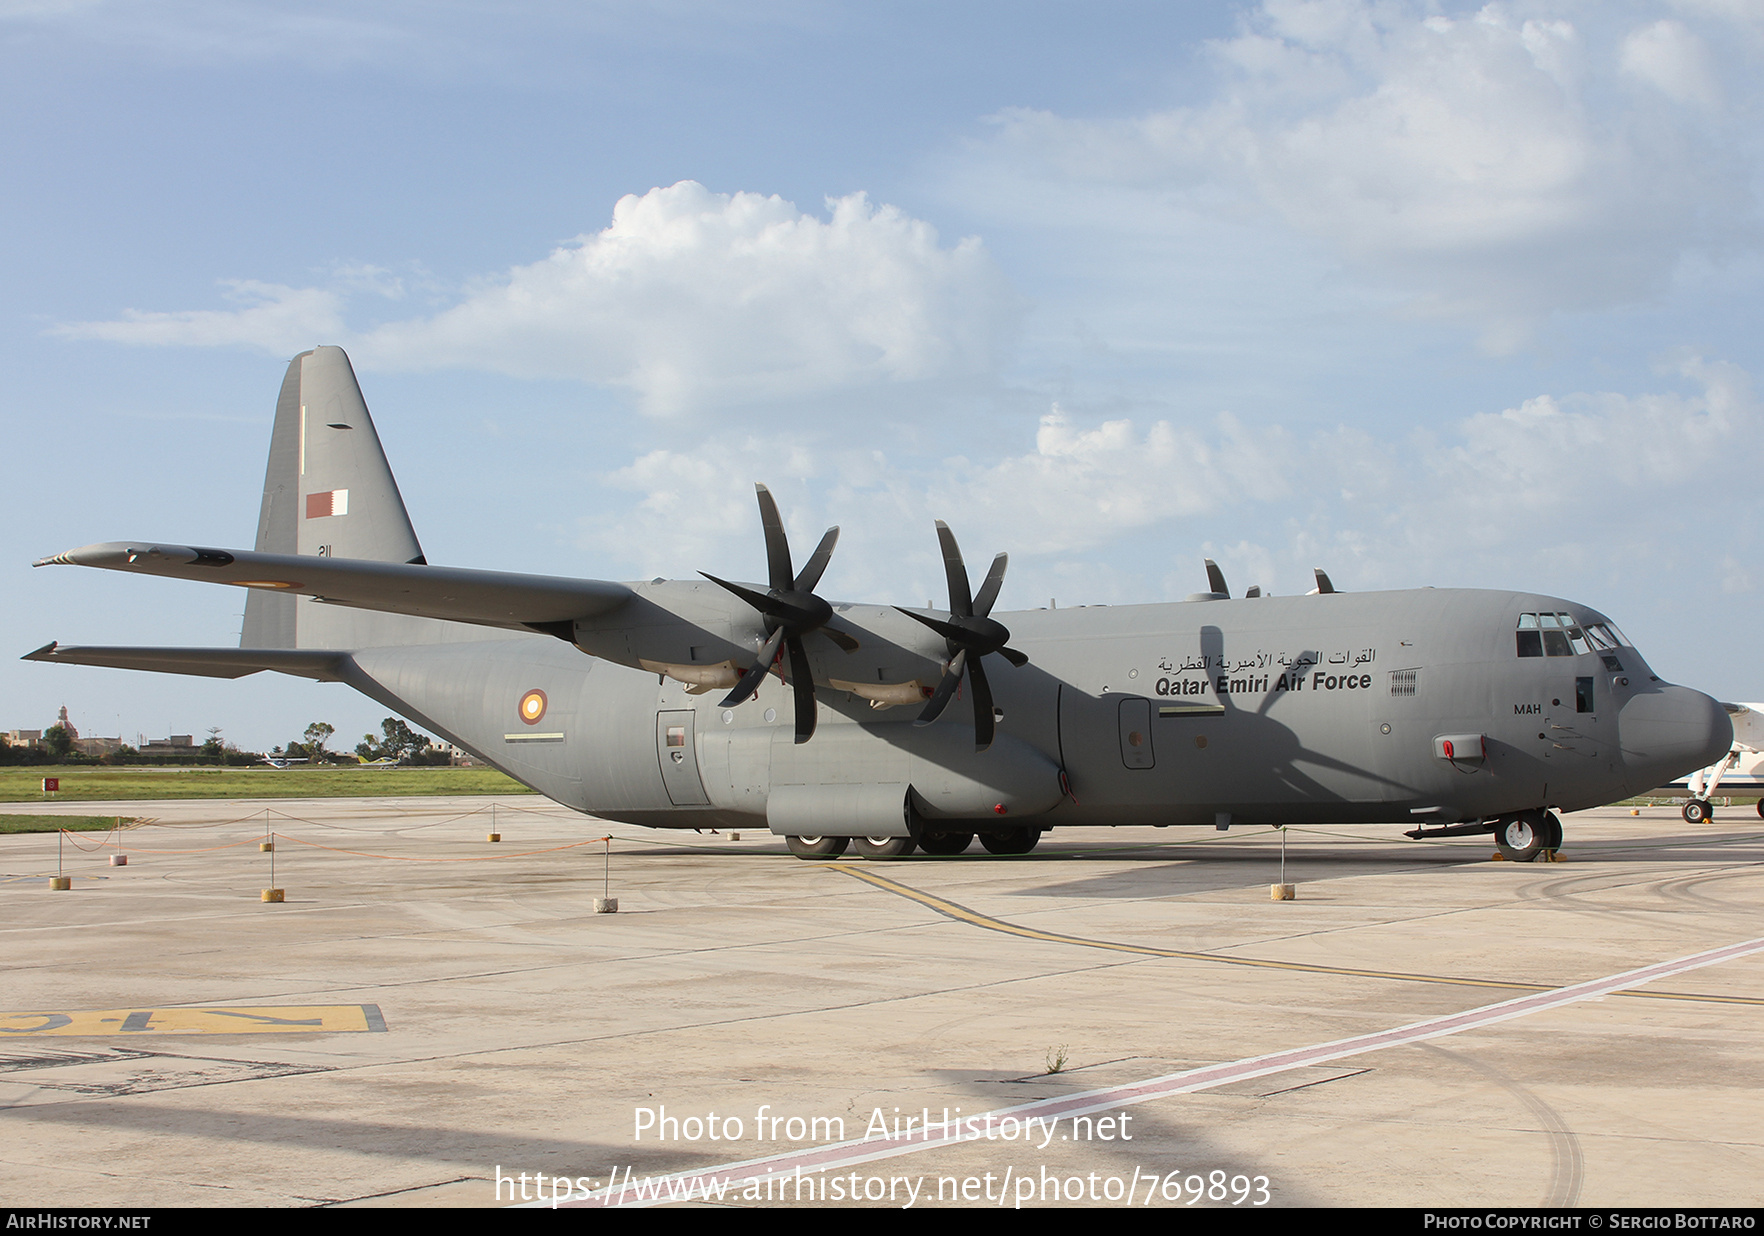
293 347 424 564
241 346 426 650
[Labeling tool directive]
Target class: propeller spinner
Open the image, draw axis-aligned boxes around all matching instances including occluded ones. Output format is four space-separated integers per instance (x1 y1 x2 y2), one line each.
896 520 1028 751
701 484 857 744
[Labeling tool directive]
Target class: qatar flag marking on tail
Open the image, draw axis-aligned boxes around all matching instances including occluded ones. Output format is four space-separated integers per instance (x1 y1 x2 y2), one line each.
305 489 349 518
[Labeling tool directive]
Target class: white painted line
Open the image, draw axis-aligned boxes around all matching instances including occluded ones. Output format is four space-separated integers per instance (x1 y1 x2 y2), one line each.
551 934 1764 1207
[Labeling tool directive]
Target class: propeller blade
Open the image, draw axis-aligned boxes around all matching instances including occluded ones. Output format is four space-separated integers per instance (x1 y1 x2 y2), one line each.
915 649 967 726
793 526 839 593
969 655 996 751
895 607 964 642
972 552 1008 618
755 484 794 592
934 520 973 617
707 484 848 733
700 571 781 619
786 635 816 743
720 627 785 708
1205 558 1229 597
910 519 1029 747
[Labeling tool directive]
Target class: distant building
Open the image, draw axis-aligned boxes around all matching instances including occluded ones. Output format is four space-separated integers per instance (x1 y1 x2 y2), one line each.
433 740 478 767
140 735 196 757
6 729 42 750
43 705 124 757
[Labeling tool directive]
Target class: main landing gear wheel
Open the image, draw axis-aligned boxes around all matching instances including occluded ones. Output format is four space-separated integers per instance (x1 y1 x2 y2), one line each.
1494 811 1549 862
978 827 1042 856
1544 810 1564 851
1757 799 1763 820
916 830 974 856
852 835 918 860
1682 799 1713 825
785 835 849 859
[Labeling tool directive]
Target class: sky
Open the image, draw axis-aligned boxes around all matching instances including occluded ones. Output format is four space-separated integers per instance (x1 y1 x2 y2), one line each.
3 0 1761 753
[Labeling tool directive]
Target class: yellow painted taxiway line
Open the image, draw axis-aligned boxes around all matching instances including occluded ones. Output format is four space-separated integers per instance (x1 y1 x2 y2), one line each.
0 1004 387 1036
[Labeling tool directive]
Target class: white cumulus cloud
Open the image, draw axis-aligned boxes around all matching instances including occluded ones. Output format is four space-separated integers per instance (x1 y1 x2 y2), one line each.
55 181 1018 417
1620 19 1720 107
964 0 1756 343
1311 355 1761 589
361 181 1017 415
941 408 1291 555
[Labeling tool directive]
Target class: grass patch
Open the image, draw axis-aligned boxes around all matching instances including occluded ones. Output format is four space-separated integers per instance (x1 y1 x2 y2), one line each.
0 815 136 834
0 766 532 802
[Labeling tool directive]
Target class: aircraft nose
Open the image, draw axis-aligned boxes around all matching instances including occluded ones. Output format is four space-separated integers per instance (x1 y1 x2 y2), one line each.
1619 685 1733 795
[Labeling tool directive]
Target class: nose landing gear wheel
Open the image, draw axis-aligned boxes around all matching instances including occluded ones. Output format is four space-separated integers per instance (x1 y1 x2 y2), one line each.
1682 799 1713 824
852 835 918 859
916 830 974 856
1494 811 1549 862
785 835 849 859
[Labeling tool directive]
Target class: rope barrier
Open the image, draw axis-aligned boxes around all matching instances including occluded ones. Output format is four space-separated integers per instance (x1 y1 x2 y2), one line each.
57 822 126 852
269 831 613 863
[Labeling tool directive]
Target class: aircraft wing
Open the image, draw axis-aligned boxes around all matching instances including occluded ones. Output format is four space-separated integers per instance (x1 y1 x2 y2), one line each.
23 643 350 681
33 542 634 633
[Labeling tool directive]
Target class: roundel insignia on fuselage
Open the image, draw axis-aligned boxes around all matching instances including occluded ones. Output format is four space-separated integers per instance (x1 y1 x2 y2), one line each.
518 688 548 726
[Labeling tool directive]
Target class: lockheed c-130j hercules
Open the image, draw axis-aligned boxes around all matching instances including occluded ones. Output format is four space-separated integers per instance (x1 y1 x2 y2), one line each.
28 348 1732 863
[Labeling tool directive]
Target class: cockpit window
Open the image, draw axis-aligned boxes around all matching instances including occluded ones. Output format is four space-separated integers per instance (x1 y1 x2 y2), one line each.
1516 611 1619 658
1593 622 1629 648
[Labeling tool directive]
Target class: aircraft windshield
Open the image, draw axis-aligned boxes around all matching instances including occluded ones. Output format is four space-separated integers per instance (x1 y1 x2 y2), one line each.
1515 612 1627 658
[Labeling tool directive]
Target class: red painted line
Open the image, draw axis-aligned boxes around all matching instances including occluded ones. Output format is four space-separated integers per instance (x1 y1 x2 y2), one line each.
551 934 1764 1207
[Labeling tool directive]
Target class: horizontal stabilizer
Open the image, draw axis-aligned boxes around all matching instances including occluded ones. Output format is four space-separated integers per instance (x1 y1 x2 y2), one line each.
23 642 349 681
33 543 633 634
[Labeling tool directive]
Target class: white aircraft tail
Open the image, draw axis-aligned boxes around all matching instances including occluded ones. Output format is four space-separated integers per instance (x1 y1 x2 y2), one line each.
242 346 429 650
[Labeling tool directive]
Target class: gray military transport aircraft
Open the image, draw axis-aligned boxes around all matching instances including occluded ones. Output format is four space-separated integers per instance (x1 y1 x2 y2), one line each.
28 348 1732 862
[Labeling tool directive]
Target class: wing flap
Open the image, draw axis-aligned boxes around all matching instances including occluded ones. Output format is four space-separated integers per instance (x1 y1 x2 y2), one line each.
33 543 633 632
23 642 349 682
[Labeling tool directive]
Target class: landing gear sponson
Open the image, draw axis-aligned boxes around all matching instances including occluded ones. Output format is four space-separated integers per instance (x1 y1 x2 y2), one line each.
782 826 1043 860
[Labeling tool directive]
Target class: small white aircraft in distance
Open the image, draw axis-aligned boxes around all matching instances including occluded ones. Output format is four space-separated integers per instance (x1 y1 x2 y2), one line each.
257 755 310 769
1670 702 1764 823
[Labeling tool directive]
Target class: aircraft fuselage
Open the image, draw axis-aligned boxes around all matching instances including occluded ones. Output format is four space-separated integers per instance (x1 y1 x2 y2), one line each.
338 584 1726 838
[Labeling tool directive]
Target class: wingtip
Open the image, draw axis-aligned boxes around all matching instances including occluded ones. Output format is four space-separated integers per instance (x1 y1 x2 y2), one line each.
22 641 59 662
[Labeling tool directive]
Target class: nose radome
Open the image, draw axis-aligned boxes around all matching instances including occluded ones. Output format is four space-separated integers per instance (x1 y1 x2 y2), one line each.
1620 685 1733 794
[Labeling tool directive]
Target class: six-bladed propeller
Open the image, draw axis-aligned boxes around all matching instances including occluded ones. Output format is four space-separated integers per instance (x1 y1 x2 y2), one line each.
711 491 1327 751
701 484 857 744
896 521 1029 752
